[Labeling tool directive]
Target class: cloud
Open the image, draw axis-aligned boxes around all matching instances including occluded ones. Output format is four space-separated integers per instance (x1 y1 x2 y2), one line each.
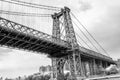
79 0 92 12
0 50 51 78
0 47 13 57
90 5 120 59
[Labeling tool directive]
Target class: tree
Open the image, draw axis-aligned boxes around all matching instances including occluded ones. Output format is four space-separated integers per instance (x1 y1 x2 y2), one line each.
27 75 33 80
44 75 51 80
39 66 46 75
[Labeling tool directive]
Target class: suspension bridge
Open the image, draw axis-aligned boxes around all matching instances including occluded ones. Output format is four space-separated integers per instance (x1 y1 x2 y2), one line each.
0 0 116 80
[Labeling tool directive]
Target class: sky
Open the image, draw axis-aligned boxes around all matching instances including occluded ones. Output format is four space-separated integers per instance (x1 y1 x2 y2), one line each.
0 0 120 78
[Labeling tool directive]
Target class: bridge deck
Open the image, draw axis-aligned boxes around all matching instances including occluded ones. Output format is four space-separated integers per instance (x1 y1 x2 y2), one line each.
0 17 69 57
79 47 114 63
0 17 115 63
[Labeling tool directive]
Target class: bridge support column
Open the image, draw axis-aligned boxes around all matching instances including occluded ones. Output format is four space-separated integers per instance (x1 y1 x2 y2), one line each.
105 62 109 68
89 58 94 75
52 11 64 80
68 51 83 77
93 59 96 75
100 60 103 67
52 58 66 80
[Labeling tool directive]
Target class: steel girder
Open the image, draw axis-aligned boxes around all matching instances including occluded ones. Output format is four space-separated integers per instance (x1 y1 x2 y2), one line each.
0 17 68 47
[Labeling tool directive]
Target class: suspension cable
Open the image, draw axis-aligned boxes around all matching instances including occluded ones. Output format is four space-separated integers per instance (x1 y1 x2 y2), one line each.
0 0 60 11
71 12 110 57
72 17 100 53
11 0 61 10
0 10 52 17
77 39 83 47
75 32 92 49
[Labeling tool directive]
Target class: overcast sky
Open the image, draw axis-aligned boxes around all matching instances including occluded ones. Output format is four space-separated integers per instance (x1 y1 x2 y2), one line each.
0 0 120 78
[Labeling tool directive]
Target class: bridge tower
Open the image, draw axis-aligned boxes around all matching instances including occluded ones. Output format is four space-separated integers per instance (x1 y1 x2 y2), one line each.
52 7 83 80
52 12 67 79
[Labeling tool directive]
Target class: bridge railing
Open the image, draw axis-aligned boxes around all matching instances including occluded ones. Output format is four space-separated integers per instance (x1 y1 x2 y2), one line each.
0 17 69 47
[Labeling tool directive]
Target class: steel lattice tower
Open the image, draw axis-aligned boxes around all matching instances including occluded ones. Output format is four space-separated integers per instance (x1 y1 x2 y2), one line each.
52 7 83 80
52 12 66 79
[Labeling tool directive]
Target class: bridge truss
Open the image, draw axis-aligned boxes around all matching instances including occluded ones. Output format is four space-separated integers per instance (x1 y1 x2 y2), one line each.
0 16 70 57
